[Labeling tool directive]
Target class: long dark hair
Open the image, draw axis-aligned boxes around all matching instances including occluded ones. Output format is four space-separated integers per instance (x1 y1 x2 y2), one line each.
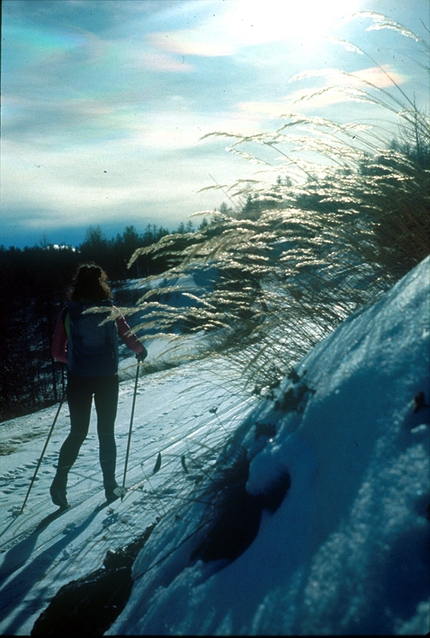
67 263 112 301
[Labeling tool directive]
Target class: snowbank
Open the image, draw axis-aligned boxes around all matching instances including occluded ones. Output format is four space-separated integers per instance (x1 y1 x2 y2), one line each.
109 256 429 635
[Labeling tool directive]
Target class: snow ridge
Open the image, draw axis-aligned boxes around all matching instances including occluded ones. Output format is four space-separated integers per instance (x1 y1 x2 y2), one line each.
109 256 429 636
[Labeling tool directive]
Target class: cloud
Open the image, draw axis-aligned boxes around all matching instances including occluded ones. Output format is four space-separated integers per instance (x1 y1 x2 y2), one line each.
149 30 235 58
351 64 408 89
141 51 194 72
1 132 242 234
235 100 295 122
288 65 409 110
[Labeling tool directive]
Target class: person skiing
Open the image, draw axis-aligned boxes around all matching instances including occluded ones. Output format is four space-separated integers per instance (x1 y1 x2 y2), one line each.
50 262 147 508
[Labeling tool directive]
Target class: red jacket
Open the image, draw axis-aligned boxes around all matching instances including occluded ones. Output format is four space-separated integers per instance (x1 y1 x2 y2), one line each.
51 305 145 365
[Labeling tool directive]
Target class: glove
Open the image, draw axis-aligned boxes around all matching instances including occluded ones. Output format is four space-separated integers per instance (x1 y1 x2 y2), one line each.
136 346 148 362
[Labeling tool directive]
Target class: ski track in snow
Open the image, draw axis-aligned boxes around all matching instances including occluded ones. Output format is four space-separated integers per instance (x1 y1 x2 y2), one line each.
0 356 258 636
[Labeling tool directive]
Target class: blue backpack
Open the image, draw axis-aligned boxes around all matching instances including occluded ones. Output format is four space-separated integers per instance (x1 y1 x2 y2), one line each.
67 300 119 377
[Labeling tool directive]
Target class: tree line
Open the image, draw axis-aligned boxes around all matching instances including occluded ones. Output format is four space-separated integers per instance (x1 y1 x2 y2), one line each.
0 220 200 422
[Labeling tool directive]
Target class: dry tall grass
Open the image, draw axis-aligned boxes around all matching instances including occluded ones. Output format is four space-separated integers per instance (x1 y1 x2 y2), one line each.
127 12 429 390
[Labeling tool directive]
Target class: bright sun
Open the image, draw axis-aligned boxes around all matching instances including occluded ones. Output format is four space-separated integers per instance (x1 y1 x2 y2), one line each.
223 0 362 46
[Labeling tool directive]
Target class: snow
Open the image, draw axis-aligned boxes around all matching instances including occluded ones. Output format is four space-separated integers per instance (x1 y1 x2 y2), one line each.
1 257 429 635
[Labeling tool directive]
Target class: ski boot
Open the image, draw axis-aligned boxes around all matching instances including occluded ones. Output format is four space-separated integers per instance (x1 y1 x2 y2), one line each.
50 472 69 509
104 479 122 503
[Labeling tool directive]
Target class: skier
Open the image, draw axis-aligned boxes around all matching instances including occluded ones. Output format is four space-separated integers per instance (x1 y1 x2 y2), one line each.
50 263 147 508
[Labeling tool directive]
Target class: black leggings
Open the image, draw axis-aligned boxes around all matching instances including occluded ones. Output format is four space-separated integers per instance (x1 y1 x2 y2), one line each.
57 373 119 485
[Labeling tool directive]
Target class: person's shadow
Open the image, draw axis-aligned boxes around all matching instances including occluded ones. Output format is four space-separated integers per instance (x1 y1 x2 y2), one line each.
0 504 106 635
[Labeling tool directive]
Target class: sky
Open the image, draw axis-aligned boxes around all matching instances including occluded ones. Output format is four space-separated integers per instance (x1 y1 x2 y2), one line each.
1 0 429 249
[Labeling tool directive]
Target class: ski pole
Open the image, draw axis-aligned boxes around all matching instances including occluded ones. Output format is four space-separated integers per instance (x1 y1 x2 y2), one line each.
20 394 65 514
121 361 140 500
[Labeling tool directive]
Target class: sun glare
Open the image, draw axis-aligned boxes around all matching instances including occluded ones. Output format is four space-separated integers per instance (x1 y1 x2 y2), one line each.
150 0 362 60
223 0 362 46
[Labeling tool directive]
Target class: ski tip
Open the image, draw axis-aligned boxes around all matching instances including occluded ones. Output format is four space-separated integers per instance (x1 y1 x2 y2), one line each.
152 452 162 475
181 454 189 474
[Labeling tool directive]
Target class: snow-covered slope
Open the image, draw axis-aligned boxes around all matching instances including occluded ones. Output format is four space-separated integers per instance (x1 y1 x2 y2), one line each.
109 256 430 636
0 257 428 636
0 355 258 635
